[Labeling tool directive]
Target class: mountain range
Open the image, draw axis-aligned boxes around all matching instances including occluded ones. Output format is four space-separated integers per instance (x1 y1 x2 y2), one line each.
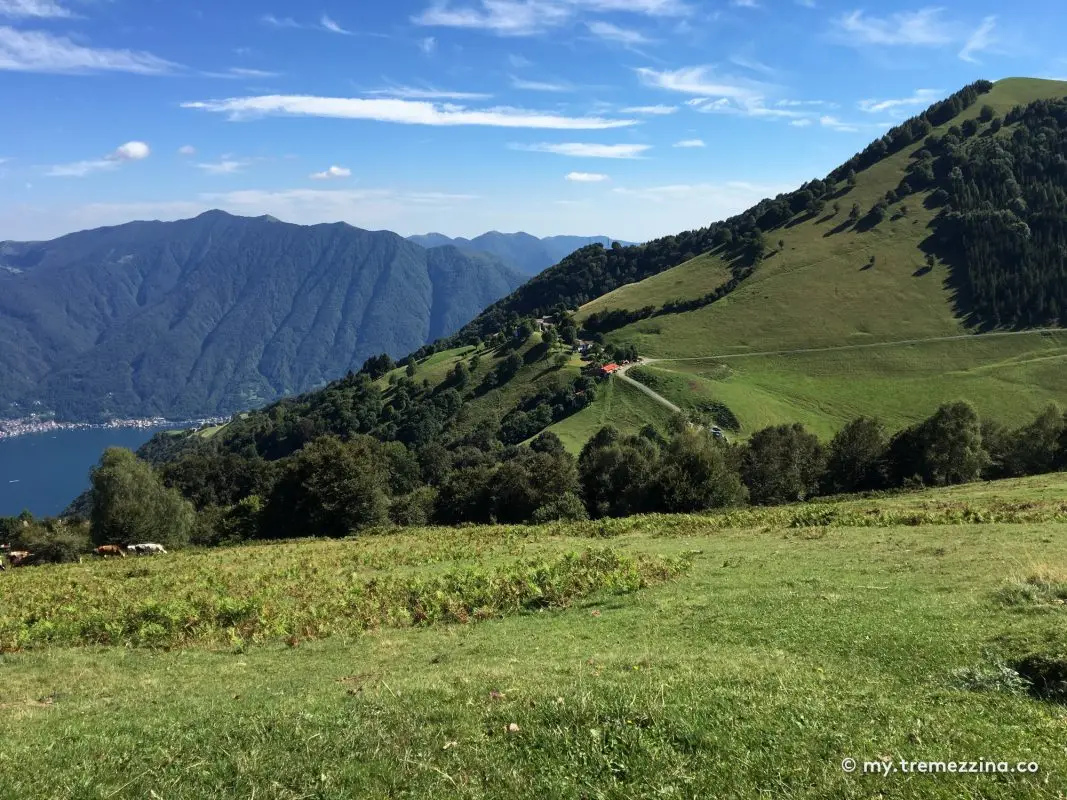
0 211 526 421
406 231 632 276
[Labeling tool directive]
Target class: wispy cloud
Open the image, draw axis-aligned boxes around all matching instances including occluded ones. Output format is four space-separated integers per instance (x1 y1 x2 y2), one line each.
419 36 437 53
511 142 651 158
858 88 941 114
729 55 776 77
0 26 178 74
789 118 812 127
635 65 762 99
818 115 859 133
612 180 784 204
364 85 492 100
261 14 301 29
46 141 150 177
510 74 571 91
959 16 996 63
566 171 609 181
508 53 533 67
673 138 704 147
310 165 352 180
622 104 677 114
833 8 952 47
178 145 196 156
586 20 652 45
320 14 351 34
413 0 690 37
0 0 72 19
687 96 807 120
196 159 249 175
204 66 281 79
184 95 638 130
730 0 758 8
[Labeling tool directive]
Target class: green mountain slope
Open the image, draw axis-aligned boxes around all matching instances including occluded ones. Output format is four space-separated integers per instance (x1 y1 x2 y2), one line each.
0 211 526 421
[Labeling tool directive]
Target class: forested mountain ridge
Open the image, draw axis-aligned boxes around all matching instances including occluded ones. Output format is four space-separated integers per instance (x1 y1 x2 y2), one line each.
0 211 526 421
406 231 632 275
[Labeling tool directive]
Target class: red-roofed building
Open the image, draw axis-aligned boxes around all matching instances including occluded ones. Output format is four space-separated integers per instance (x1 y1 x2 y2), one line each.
599 363 621 377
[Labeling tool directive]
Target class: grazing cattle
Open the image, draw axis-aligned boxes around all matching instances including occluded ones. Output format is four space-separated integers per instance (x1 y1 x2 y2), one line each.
128 543 167 556
7 550 33 567
93 545 126 558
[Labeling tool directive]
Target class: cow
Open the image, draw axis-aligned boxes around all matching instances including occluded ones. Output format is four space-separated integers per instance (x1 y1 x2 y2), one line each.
93 545 126 558
128 543 167 556
6 550 33 567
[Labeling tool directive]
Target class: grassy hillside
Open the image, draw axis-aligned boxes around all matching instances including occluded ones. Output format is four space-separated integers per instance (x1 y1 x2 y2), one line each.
601 78 1065 357
545 373 677 452
629 330 1067 439
4 474 1067 798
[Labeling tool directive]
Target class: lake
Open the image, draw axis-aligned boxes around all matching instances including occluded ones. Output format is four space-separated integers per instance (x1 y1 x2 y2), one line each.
0 426 173 518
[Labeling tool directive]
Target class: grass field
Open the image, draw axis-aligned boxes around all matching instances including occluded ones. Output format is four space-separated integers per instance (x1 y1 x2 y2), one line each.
627 330 1067 439
546 373 677 451
2 475 1067 798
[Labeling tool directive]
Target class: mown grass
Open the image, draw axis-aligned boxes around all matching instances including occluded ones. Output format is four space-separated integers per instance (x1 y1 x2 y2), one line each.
3 474 1067 798
547 373 677 452
575 250 732 321
628 330 1067 439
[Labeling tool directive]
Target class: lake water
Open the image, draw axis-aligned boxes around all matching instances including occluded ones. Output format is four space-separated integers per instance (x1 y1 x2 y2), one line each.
0 427 171 518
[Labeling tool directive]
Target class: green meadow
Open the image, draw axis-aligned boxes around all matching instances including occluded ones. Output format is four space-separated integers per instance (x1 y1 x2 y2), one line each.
3 474 1066 799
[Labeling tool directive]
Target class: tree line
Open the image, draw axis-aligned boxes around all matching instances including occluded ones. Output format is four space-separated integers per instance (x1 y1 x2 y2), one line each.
11 398 1067 562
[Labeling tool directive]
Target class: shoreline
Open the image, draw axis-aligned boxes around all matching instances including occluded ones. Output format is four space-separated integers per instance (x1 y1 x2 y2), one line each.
0 416 229 441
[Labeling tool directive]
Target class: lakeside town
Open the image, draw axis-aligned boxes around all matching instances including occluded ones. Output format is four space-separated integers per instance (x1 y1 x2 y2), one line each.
0 415 229 440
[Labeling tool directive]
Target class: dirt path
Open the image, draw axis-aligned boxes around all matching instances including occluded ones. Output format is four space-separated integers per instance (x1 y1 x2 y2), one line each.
615 362 681 415
646 328 1066 364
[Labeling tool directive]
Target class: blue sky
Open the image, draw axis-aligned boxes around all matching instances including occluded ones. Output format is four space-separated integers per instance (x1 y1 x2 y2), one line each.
0 0 1063 242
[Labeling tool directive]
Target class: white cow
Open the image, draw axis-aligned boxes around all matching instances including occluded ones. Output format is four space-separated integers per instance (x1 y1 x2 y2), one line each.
129 543 167 556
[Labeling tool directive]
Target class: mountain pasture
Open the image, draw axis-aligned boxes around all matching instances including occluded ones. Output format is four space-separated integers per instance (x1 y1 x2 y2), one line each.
2 475 1066 798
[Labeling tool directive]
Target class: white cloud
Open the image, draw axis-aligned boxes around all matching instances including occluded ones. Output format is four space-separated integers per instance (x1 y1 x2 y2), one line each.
115 142 150 161
688 96 809 121
419 36 437 53
320 14 351 34
586 20 651 45
196 159 249 175
612 179 783 205
0 26 178 74
183 95 638 130
635 65 762 99
510 74 571 91
508 53 533 68
959 16 996 63
795 0 816 7
413 0 690 37
178 145 196 156
833 8 953 47
0 0 72 19
731 0 758 7
789 118 812 127
413 1 572 36
310 165 352 180
858 88 941 114
511 142 651 158
818 115 859 133
673 138 704 147
205 66 281 79
621 104 677 114
775 98 834 108
46 141 151 177
261 14 301 29
566 171 609 181
364 85 493 100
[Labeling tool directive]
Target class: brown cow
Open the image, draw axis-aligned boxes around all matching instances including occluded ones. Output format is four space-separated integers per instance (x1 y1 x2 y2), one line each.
7 550 33 567
93 545 126 558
